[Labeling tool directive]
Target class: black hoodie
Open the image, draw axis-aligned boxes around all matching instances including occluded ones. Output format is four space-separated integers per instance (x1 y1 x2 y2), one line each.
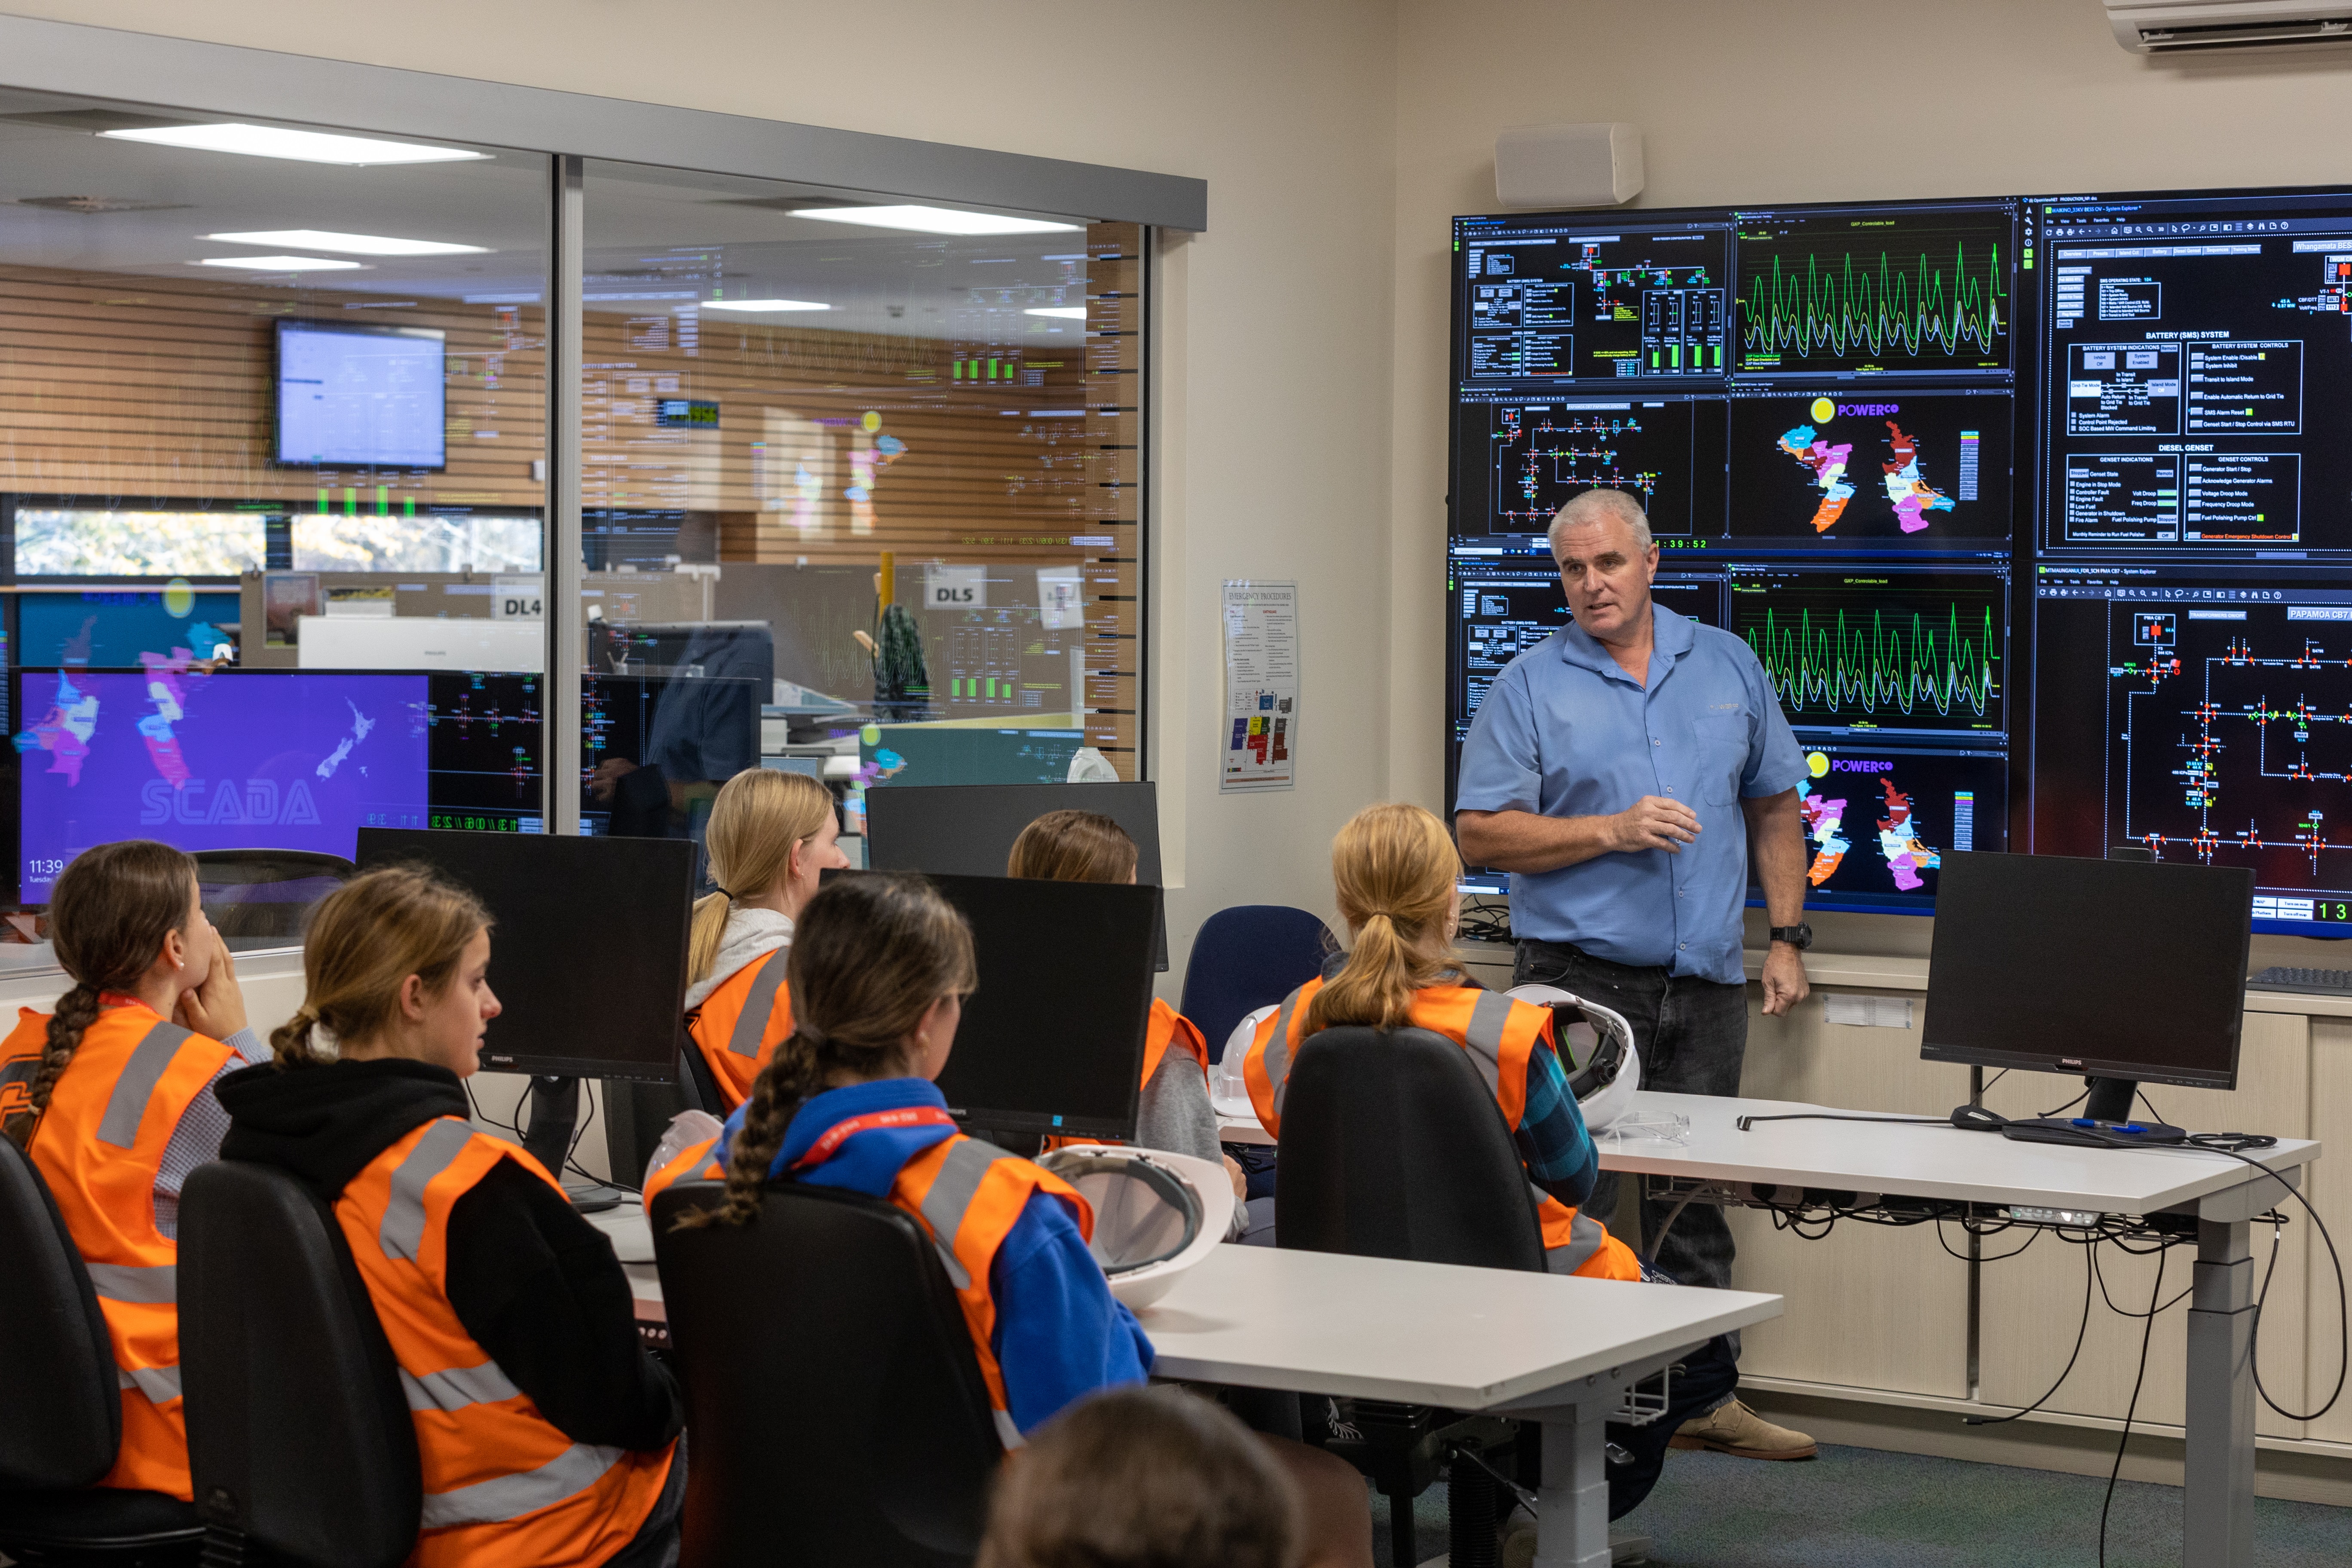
217 1057 680 1452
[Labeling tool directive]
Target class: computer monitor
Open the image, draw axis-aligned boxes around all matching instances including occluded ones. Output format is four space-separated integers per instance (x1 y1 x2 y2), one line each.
1921 851 2253 1118
354 828 694 1083
863 781 1168 970
14 667 547 904
275 319 447 471
862 869 1158 1141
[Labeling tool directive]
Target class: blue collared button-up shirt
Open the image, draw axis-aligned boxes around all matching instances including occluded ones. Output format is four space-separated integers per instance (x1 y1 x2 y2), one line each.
1455 603 1807 984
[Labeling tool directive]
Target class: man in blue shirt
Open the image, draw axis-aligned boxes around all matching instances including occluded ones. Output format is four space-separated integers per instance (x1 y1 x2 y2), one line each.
1455 487 1817 1462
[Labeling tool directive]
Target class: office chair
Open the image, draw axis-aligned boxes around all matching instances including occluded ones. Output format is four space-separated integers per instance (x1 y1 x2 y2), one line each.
0 1135 202 1565
651 1179 1002 1568
1277 1025 1549 1568
676 1027 726 1117
177 1161 420 1568
1179 904 1335 1065
191 849 354 943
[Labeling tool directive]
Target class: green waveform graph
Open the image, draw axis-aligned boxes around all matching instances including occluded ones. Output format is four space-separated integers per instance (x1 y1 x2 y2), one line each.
1740 242 2007 364
1744 601 2001 725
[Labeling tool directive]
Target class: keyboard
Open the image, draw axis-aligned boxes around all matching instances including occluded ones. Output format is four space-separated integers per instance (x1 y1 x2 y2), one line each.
2250 965 2352 995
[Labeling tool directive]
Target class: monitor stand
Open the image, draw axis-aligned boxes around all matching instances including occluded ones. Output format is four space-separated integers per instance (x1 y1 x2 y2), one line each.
2002 1075 2188 1147
521 1075 628 1212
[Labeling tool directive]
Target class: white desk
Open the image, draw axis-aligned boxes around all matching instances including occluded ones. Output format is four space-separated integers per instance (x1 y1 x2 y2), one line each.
1599 1090 2319 1568
610 1200 1778 1568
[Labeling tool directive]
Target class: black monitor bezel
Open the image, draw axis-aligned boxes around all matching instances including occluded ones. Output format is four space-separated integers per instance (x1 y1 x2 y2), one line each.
272 317 451 473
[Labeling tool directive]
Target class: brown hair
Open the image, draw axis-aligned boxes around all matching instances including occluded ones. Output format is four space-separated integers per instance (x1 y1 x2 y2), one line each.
270 866 491 1069
977 1387 1301 1568
1304 803 1462 1033
1007 809 1138 885
681 872 976 1229
3 840 197 1148
688 768 838 983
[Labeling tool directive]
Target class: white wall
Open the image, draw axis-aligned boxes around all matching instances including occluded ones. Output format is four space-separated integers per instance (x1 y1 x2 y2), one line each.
1387 0 2352 957
0 0 1405 978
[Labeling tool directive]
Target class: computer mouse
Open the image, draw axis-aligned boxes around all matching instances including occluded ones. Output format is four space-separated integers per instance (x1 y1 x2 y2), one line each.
1950 1104 2008 1132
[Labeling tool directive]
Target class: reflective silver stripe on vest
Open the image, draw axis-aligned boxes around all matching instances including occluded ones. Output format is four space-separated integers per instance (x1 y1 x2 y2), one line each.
916 1137 1010 1291
381 1119 478 1264
727 953 790 1058
418 1442 626 1530
1544 1206 1609 1277
1458 991 1514 1099
117 1363 183 1402
1262 986 1308 1121
96 1020 196 1148
992 1406 1026 1451
87 1261 177 1305
401 1360 523 1413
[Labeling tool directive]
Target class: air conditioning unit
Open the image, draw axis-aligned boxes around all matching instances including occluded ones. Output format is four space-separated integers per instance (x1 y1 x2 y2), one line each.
2107 0 2352 53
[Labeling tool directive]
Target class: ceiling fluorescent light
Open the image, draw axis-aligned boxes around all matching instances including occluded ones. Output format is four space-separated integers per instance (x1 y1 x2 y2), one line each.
789 204 1081 236
204 229 488 256
195 255 367 272
1024 306 1088 319
101 124 489 166
701 298 831 312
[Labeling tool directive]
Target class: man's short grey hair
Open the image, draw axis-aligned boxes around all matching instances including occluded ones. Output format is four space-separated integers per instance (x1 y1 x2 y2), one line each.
1548 488 1653 559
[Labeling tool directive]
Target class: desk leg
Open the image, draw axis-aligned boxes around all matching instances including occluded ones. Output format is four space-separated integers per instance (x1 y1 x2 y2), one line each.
1534 1399 1610 1568
2184 1215 2255 1568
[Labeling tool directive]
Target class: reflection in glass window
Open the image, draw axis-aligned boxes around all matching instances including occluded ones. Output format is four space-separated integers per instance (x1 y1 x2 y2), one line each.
14 510 266 576
291 509 543 573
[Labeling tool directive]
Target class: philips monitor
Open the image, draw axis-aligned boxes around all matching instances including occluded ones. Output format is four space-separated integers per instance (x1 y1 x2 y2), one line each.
832 869 1157 1141
275 320 447 471
14 667 546 903
863 781 1168 970
355 828 694 1082
1921 851 2253 1111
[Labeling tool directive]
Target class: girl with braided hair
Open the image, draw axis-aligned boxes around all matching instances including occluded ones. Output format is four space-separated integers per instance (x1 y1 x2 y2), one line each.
0 839 257 1502
217 866 683 1568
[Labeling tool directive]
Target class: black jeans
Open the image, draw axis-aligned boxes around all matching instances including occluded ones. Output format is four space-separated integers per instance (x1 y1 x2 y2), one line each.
1514 938 1751 1364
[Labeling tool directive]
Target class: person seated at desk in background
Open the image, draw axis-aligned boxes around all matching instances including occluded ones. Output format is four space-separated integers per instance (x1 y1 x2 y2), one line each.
219 867 683 1568
0 840 260 1504
660 871 1372 1567
1004 808 1251 1235
681 767 849 1109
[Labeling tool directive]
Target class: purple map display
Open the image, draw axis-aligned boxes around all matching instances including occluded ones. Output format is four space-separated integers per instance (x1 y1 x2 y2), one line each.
15 667 431 896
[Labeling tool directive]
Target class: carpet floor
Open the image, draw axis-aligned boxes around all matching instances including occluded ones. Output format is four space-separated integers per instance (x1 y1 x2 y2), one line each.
1369 1443 2352 1567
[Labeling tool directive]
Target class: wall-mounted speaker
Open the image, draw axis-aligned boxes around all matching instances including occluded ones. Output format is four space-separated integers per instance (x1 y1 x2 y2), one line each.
1493 122 1644 209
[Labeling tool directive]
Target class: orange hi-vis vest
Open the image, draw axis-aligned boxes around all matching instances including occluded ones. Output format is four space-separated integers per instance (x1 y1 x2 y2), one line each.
1243 979 1641 1282
685 948 791 1111
1042 998 1209 1152
640 1135 721 1205
337 1117 675 1567
3 1002 235 1500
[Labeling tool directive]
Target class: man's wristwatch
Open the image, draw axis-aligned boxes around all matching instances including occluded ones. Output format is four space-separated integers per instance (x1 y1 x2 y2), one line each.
1768 923 1814 951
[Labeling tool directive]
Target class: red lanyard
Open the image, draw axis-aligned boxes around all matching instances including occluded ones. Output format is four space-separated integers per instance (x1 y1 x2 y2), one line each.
786 1105 957 1172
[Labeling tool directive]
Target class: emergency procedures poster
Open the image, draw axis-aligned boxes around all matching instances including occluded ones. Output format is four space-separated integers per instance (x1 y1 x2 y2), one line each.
1221 580 1299 793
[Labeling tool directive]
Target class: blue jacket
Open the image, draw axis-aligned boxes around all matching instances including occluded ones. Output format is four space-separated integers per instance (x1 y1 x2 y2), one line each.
718 1077 1153 1434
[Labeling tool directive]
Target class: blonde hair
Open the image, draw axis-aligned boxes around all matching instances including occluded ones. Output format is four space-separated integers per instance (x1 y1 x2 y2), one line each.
1304 803 1462 1033
270 867 490 1068
688 768 838 983
681 873 977 1230
1007 809 1138 884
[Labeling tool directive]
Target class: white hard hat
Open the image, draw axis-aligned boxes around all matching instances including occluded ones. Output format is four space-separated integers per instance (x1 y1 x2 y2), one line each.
1033 1146 1234 1310
1506 984 1642 1133
1210 1004 1278 1118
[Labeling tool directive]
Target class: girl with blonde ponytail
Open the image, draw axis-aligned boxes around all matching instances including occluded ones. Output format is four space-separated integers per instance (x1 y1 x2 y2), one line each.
217 867 686 1566
0 839 257 1501
1240 804 1643 1283
681 767 848 1109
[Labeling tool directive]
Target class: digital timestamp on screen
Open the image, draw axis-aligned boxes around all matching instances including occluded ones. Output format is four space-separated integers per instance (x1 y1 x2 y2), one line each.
428 812 542 833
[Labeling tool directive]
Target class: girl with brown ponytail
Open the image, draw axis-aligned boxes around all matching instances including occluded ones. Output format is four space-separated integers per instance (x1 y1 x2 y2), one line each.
216 867 684 1568
680 766 849 1109
1239 803 1642 1282
0 839 257 1502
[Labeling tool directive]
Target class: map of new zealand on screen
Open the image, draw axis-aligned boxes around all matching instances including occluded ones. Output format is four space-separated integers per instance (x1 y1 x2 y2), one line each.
14 666 430 895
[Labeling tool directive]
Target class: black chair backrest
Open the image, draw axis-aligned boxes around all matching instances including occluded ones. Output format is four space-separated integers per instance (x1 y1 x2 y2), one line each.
676 1026 723 1117
1276 1025 1547 1272
178 1161 420 1568
193 848 355 941
651 1179 1003 1568
0 1133 122 1489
